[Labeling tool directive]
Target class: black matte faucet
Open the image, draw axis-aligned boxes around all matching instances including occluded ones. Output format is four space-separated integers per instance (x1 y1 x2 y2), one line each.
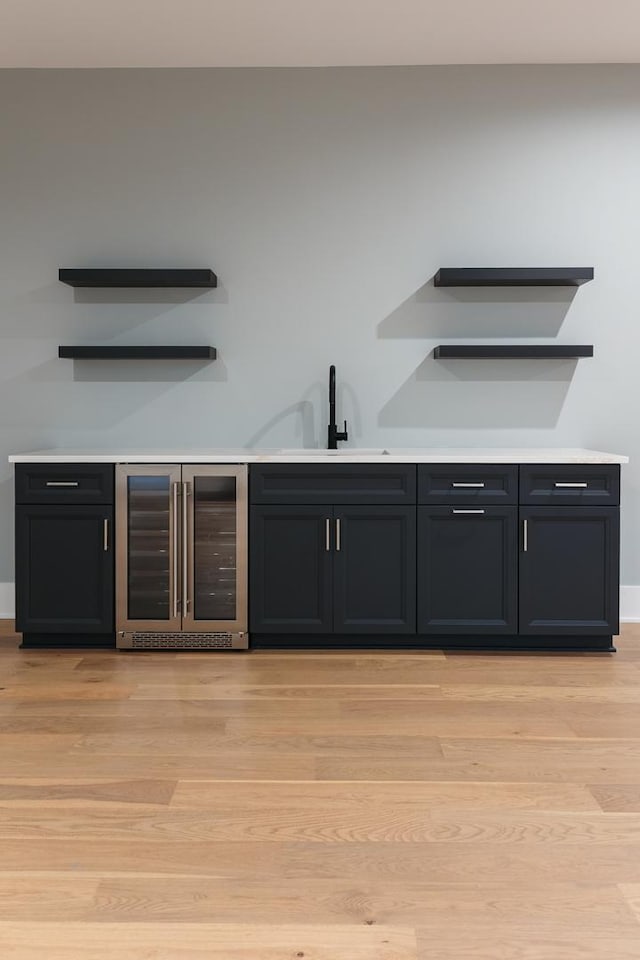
328 364 348 449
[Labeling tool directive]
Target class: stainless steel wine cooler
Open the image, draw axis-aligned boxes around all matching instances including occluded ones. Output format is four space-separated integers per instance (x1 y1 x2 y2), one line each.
115 464 248 649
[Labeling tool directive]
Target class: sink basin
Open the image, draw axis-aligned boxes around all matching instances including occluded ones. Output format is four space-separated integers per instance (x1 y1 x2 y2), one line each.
277 448 389 456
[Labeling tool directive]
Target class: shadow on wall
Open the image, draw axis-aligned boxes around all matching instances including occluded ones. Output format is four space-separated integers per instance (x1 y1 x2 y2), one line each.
377 275 580 428
0 282 228 339
246 376 364 450
379 355 578 428
377 280 576 340
0 355 227 429
247 400 316 448
68 355 227 383
71 285 229 305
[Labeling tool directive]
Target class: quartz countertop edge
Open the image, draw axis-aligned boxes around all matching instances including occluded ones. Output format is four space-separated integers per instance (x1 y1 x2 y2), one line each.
7 447 630 464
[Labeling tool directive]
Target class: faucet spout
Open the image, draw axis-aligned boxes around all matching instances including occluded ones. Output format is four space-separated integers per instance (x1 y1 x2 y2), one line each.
327 364 348 450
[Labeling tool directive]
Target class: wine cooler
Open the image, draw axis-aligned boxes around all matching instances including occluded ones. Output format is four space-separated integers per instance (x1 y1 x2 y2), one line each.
115 464 248 649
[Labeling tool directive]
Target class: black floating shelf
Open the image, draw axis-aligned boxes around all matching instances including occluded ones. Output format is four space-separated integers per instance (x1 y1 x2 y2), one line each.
59 268 218 288
434 345 594 360
59 346 217 360
434 267 594 287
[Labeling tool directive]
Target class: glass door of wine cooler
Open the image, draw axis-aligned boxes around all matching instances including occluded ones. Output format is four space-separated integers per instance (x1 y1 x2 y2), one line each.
116 464 248 638
116 465 183 632
181 466 248 633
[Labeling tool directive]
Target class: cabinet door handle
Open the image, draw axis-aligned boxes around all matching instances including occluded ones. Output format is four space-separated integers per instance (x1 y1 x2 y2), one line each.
554 482 588 488
172 481 179 618
336 518 341 551
103 518 109 551
182 481 190 612
452 509 485 515
46 481 79 487
325 518 331 552
452 482 485 488
523 518 528 552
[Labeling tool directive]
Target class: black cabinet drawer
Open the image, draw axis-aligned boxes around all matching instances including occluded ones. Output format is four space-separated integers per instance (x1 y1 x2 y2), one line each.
418 464 518 504
250 464 416 505
15 464 114 504
519 464 620 506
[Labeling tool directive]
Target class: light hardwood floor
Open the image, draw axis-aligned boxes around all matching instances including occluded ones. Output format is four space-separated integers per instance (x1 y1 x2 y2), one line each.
2 620 640 958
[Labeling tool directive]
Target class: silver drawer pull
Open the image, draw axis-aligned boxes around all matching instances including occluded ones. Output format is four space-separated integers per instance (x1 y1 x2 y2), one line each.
523 518 528 552
452 482 485 488
103 518 109 552
325 518 331 552
452 509 485 515
336 518 341 551
46 481 79 487
554 482 588 488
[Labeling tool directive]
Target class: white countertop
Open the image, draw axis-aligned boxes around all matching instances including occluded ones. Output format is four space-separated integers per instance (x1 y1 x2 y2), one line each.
7 447 629 464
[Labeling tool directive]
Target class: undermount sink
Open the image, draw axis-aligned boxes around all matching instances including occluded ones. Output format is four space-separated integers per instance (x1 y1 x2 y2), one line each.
277 448 390 456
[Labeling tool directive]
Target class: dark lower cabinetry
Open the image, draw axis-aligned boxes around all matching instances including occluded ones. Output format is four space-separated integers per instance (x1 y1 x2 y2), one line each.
15 464 115 647
333 507 416 633
250 504 415 634
519 506 620 635
250 462 620 651
417 506 517 634
14 459 621 651
250 506 333 633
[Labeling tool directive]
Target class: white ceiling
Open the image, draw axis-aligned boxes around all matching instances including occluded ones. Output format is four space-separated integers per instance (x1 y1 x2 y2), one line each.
1 0 640 68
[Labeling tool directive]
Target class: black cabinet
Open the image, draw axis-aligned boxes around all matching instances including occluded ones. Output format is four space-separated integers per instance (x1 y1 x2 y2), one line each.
250 504 416 635
15 463 115 645
519 464 619 506
418 464 517 505
15 505 114 634
417 506 517 634
519 506 620 636
249 461 621 649
333 507 416 633
249 506 332 633
250 464 416 505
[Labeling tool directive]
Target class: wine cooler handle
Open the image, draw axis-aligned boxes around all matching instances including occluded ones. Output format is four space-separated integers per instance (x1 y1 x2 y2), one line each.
182 481 190 612
172 482 179 618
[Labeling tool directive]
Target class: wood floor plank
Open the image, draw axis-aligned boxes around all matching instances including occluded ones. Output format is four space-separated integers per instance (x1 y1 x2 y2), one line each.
3 840 640 883
416 935 640 959
170 779 601 812
72 732 443 759
130 683 444 700
0 779 177 806
225 715 578 738
1 807 638 844
86 878 636 930
441 685 640 702
0 753 316 779
0 922 417 959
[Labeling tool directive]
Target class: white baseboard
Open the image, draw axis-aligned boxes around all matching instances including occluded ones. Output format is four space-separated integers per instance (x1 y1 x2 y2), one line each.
0 583 14 619
1 582 640 625
620 586 640 622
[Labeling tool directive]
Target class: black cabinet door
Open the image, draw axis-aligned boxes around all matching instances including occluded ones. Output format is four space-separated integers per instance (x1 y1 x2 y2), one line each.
333 507 416 634
15 505 114 633
519 506 620 635
417 505 517 634
249 505 332 633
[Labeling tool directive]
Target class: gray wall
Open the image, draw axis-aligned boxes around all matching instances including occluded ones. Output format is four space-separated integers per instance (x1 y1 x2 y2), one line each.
1 65 639 583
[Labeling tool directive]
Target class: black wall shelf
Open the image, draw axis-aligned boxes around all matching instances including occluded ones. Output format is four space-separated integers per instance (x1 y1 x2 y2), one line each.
59 269 218 288
434 345 594 360
434 268 594 287
58 346 217 360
